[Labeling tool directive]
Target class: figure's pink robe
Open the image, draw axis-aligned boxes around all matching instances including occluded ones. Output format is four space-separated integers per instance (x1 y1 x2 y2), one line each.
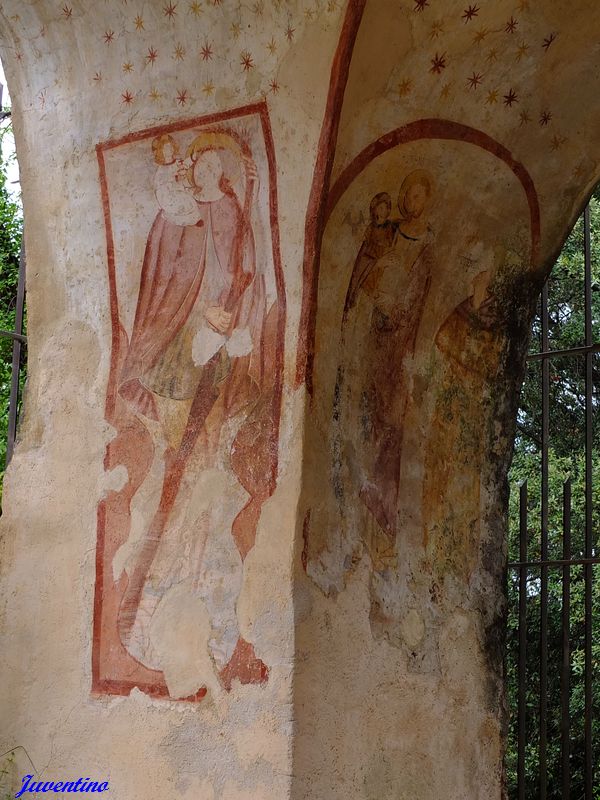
119 190 264 421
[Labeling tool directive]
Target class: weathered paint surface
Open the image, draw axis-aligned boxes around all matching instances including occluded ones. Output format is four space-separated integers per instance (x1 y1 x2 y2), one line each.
0 1 599 798
94 104 284 701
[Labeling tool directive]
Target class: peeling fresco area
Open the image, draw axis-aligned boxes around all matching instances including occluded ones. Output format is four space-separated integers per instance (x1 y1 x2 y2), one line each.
94 105 285 701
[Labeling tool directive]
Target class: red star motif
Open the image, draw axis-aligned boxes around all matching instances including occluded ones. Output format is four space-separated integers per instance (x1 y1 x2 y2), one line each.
285 24 295 41
103 30 115 44
62 5 73 19
240 50 254 71
93 71 103 83
163 2 177 19
540 110 552 126
414 0 429 10
430 52 447 74
121 89 134 105
503 88 518 106
269 79 280 93
462 5 479 22
15 52 23 62
505 16 518 33
201 41 213 60
176 89 188 105
146 47 158 64
210 0 223 5
542 33 557 51
467 72 483 89
550 134 566 151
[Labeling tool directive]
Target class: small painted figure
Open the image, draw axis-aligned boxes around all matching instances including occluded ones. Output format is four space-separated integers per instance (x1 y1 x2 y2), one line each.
151 133 200 225
342 192 396 327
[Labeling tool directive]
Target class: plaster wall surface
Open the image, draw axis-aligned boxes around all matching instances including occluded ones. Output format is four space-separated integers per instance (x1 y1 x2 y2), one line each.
0 2 599 799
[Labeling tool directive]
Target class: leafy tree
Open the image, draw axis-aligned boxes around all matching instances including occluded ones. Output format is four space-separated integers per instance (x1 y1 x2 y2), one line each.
506 188 600 798
0 108 24 497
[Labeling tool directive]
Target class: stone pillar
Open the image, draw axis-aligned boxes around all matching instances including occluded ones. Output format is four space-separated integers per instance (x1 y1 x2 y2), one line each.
0 2 599 798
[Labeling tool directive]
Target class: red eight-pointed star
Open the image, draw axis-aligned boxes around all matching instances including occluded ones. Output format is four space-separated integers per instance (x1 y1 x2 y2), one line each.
163 2 177 19
414 0 429 10
543 33 557 51
103 30 115 44
430 52 447 74
462 5 479 22
503 88 518 106
467 72 483 89
201 41 213 60
240 50 254 71
269 79 280 94
146 47 158 64
285 25 295 41
505 16 518 33
540 111 552 126
176 89 188 106
62 5 73 19
121 89 134 105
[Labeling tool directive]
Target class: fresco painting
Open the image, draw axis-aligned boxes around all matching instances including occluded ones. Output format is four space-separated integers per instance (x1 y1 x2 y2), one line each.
93 104 284 701
305 131 537 646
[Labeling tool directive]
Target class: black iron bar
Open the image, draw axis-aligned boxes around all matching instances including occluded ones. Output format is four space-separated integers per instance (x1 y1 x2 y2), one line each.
509 557 600 569
6 247 25 465
583 204 594 799
540 281 550 800
0 329 26 344
518 480 528 800
527 343 600 362
561 479 571 800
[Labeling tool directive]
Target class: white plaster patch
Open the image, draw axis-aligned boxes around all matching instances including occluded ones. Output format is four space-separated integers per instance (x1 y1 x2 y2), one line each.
100 465 128 498
149 579 221 700
400 608 426 650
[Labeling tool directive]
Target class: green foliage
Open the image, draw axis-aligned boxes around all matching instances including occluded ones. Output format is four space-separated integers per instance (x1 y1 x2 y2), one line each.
0 112 24 495
506 188 600 797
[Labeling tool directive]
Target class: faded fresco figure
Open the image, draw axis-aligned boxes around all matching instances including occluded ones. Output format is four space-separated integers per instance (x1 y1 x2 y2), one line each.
422 258 505 586
340 170 435 569
115 129 269 682
342 191 395 326
151 133 200 225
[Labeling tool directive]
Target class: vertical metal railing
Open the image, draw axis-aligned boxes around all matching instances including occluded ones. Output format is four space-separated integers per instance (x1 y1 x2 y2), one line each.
561 478 571 800
4 245 26 464
508 200 599 798
583 206 595 800
518 480 528 800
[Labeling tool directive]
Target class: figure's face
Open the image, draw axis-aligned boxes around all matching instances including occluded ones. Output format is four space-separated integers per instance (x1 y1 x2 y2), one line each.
162 141 176 164
192 150 223 190
373 202 390 225
404 182 429 218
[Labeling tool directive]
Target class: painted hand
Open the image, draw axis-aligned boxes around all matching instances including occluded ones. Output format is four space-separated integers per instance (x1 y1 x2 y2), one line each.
205 306 232 334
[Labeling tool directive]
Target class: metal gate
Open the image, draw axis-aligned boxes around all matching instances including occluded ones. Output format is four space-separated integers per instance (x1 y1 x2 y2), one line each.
507 202 600 798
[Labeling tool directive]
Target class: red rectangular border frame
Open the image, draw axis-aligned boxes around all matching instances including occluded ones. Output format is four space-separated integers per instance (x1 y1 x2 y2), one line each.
92 101 286 700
